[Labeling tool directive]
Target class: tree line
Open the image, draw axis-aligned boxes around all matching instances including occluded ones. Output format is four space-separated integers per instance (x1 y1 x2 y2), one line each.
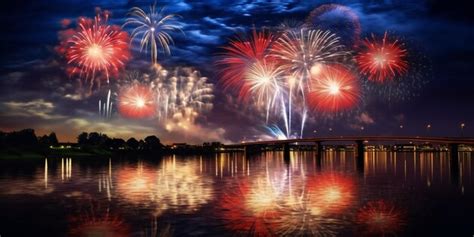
76 132 163 151
0 129 163 152
0 129 224 157
0 129 58 149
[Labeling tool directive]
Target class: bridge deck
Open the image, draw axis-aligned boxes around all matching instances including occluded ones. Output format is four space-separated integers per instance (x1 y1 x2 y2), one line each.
225 136 474 147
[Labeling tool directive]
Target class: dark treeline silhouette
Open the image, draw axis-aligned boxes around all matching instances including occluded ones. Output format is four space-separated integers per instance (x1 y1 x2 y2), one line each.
0 129 59 149
76 132 163 153
0 128 223 157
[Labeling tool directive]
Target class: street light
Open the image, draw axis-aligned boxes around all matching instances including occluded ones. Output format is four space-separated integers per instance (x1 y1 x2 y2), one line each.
461 123 465 136
426 124 431 134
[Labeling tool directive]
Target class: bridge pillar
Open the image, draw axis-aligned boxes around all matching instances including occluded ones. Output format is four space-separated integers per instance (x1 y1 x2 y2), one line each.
316 142 323 157
356 140 365 173
356 140 364 158
450 143 459 159
450 143 460 185
315 142 323 170
283 143 290 163
244 145 261 157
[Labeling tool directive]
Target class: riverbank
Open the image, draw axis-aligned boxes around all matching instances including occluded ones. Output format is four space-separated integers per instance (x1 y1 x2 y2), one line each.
0 148 112 159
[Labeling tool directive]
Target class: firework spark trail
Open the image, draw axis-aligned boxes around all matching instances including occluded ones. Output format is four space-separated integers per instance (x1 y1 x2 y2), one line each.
58 10 130 92
265 124 288 140
99 89 113 118
124 3 183 64
106 89 111 118
356 32 408 82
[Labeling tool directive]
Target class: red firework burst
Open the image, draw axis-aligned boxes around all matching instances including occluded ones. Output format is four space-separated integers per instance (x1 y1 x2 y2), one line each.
356 32 408 82
118 85 155 118
58 10 130 87
307 65 360 112
216 29 274 100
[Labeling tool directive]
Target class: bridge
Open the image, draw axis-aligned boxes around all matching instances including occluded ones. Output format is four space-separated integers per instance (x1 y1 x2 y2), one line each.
225 136 473 184
225 136 474 161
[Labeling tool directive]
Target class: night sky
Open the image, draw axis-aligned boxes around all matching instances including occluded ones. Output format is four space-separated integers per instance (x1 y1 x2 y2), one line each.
0 0 473 144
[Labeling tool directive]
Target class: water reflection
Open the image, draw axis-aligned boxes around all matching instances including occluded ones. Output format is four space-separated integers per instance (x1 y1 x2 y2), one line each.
116 161 157 205
115 157 213 214
0 151 473 236
68 203 130 237
218 155 287 235
355 200 405 236
217 153 357 236
277 172 355 236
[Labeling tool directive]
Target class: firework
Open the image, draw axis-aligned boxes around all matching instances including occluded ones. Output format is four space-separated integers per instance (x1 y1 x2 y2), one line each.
245 61 284 120
118 84 155 119
149 64 214 130
356 32 408 83
306 4 362 47
124 3 182 64
271 28 347 90
271 28 348 137
216 29 275 100
58 10 130 90
116 65 213 128
307 65 360 112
